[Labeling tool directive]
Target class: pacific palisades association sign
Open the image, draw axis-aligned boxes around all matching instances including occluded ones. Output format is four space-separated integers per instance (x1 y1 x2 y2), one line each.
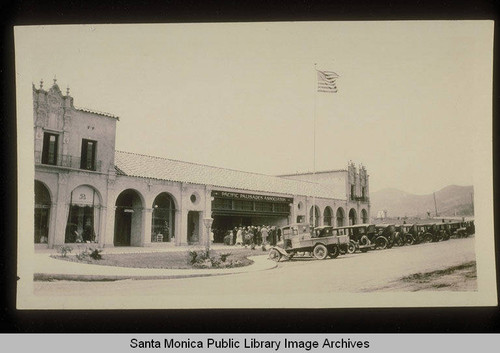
211 190 293 204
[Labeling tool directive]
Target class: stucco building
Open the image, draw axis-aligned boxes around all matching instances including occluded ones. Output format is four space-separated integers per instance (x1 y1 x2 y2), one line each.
34 80 371 249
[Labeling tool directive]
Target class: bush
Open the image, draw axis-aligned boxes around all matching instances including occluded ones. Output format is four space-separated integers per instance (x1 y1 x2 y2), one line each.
187 250 237 268
74 247 102 261
187 250 198 264
58 245 73 257
89 248 102 260
76 248 90 261
220 253 231 262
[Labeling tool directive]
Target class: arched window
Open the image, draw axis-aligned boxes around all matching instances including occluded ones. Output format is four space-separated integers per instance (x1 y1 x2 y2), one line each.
361 209 368 223
152 193 176 243
309 206 320 227
336 208 345 227
35 181 51 244
66 185 101 244
323 206 333 226
349 208 357 226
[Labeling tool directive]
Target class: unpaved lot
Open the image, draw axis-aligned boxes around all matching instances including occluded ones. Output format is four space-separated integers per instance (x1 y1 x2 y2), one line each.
363 261 477 292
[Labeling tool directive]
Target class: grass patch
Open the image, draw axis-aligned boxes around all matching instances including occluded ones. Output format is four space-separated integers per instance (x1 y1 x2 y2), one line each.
52 248 256 269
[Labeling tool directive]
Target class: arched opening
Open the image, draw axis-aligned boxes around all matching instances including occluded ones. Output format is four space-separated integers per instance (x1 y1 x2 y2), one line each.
309 205 320 227
336 207 345 227
35 181 51 244
323 206 333 226
361 209 368 223
65 185 102 243
151 192 176 243
114 189 143 246
349 208 358 226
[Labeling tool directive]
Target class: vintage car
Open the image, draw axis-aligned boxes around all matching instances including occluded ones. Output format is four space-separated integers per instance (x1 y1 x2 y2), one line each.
447 221 467 238
334 224 376 254
464 220 475 236
403 224 433 245
425 223 447 242
396 224 417 245
393 225 410 246
370 224 397 249
268 223 349 261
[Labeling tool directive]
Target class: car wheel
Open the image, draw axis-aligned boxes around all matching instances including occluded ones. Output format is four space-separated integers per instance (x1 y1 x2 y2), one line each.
313 244 328 260
347 241 356 254
375 236 388 250
405 234 414 245
268 249 281 262
329 245 340 259
424 233 433 243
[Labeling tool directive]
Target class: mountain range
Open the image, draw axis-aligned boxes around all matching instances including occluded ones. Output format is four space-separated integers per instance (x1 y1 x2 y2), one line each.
369 185 474 218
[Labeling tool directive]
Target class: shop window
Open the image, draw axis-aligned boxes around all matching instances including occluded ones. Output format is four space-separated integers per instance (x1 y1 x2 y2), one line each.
42 132 59 165
213 198 232 210
81 139 97 170
274 203 289 213
234 200 253 211
255 202 273 212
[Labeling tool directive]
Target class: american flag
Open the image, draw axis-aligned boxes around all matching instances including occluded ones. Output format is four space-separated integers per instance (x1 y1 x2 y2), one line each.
317 70 339 93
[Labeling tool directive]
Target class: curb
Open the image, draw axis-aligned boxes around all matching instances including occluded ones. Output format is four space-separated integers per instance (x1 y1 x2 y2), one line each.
34 255 278 282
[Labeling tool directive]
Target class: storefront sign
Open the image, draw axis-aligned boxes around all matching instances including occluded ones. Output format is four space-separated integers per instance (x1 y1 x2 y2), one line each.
212 190 293 204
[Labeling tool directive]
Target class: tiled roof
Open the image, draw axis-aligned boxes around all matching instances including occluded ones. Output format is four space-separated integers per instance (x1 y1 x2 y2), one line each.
114 151 346 200
75 106 120 120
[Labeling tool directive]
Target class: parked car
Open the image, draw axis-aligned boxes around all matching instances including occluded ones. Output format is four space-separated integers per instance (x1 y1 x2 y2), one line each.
393 225 410 246
268 223 349 261
403 224 433 245
334 224 376 254
371 224 396 249
447 221 467 238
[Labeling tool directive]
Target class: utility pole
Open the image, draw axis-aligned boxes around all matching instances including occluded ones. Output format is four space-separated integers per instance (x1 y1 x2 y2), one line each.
433 192 438 217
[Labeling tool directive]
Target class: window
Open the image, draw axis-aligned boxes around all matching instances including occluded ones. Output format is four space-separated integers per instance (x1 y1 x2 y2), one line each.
350 184 355 200
362 187 366 198
42 133 59 165
81 139 97 170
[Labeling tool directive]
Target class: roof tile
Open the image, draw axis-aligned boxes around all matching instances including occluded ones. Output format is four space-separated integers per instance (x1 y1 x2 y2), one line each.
114 151 345 200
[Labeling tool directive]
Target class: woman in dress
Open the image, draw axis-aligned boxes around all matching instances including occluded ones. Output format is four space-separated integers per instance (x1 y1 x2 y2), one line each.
236 227 243 245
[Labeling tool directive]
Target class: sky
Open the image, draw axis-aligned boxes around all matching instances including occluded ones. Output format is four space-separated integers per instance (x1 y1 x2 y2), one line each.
15 22 493 194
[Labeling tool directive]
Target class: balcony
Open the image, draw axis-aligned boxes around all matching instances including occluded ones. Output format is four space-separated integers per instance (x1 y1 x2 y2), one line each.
351 195 369 202
35 151 102 172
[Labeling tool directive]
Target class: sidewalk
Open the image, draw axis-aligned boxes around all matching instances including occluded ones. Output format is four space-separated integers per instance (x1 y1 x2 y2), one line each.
33 245 278 281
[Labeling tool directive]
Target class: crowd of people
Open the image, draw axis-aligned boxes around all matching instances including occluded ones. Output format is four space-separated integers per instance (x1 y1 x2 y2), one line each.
218 225 279 247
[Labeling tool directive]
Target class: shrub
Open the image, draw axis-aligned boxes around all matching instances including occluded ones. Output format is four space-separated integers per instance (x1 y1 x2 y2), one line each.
76 248 90 261
219 253 231 262
89 248 102 260
261 244 267 252
187 250 198 264
58 245 73 257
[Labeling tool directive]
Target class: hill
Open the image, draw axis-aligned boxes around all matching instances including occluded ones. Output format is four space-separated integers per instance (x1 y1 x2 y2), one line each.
370 185 474 218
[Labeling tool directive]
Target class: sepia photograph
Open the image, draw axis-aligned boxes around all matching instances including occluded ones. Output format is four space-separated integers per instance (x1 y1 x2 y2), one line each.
15 21 496 309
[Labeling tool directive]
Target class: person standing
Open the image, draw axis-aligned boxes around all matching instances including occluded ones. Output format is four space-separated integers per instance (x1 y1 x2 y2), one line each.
261 226 269 245
236 227 243 246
